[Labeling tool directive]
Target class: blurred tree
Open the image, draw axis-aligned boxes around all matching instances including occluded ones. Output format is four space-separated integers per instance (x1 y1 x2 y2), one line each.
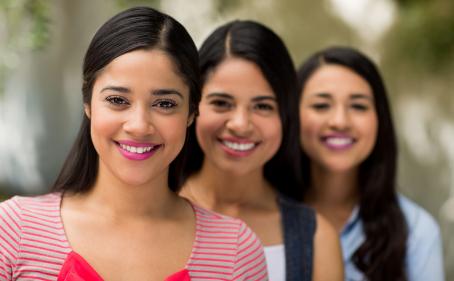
115 0 160 10
0 0 51 94
385 0 454 74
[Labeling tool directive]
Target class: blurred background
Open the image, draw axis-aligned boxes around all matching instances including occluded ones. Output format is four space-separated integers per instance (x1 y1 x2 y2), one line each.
1 0 453 278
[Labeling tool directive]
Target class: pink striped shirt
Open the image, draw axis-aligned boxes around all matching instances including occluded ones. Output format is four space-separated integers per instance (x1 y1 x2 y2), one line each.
0 193 268 280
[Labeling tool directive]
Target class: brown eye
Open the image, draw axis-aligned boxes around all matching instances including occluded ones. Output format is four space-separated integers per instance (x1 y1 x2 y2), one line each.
153 99 177 109
106 96 129 105
351 104 369 111
254 103 274 111
210 99 233 110
311 103 330 110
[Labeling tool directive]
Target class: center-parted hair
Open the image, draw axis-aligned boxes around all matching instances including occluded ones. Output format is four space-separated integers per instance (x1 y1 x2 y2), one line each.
182 20 303 201
297 46 408 281
53 6 201 193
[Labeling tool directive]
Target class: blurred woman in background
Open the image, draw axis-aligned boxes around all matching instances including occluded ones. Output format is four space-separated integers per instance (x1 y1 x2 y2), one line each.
180 20 343 281
297 46 444 281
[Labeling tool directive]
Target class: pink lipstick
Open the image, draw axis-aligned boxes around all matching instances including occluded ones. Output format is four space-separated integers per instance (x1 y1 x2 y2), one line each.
116 140 161 161
321 134 355 151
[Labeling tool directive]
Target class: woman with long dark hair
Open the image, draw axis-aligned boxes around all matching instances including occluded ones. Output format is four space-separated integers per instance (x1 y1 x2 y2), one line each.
180 20 343 281
0 7 267 280
297 46 444 281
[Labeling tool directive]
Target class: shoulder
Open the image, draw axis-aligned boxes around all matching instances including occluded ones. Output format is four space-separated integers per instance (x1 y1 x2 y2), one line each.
0 193 62 236
191 204 268 280
398 194 441 239
398 195 445 280
0 196 25 240
192 203 244 229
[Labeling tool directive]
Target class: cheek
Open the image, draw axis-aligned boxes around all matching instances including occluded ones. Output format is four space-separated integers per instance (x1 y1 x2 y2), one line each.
195 110 223 149
362 114 379 152
264 117 282 153
299 112 321 147
160 115 190 143
90 108 118 145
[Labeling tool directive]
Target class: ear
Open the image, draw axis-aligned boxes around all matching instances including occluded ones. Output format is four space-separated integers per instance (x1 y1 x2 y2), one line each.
84 104 91 119
187 113 195 127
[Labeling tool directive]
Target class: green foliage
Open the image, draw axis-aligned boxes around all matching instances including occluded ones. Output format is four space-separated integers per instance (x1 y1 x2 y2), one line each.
24 0 51 50
385 0 454 73
0 0 51 50
0 0 52 94
115 0 160 10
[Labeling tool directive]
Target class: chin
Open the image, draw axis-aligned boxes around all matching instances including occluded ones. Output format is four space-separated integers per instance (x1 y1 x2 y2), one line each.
324 163 357 173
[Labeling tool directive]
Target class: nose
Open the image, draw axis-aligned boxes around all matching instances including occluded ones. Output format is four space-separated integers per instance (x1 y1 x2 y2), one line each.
328 105 350 131
226 108 253 137
123 105 154 137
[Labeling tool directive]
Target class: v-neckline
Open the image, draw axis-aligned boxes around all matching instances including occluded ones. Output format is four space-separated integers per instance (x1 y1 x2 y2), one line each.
55 192 198 280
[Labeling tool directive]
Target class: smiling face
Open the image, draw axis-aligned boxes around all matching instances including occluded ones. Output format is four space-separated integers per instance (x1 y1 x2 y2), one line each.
87 49 192 187
299 64 378 173
196 57 282 176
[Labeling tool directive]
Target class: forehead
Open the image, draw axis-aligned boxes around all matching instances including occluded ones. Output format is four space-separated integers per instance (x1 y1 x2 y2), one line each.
203 57 275 99
303 64 373 99
96 49 188 94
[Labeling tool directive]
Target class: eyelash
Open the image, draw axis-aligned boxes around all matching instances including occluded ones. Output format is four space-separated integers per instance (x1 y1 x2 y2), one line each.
254 103 274 111
351 104 369 111
106 95 129 105
210 100 233 109
310 103 370 111
105 96 177 110
311 103 330 110
153 99 177 109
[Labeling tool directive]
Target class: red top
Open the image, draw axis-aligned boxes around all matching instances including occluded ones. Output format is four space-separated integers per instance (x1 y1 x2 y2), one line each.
58 251 190 281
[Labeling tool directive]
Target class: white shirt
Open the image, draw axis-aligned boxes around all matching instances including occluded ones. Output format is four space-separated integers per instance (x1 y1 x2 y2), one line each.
264 244 286 281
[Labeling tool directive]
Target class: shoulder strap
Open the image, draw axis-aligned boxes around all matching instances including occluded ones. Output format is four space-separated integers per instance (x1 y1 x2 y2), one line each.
279 196 316 281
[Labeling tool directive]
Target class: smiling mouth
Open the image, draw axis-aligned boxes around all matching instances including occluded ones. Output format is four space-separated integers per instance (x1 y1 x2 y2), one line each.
322 136 355 149
115 141 162 161
119 143 157 154
222 140 257 152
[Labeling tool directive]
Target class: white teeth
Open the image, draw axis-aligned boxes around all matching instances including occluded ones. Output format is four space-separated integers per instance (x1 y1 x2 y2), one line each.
223 140 255 151
120 144 154 154
325 137 353 146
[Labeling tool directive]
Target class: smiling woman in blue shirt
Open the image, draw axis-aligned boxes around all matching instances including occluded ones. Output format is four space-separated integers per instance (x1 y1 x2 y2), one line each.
297 46 444 281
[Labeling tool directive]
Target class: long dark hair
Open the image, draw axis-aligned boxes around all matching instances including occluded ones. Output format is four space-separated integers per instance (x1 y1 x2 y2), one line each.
182 20 303 200
53 6 200 193
297 46 408 281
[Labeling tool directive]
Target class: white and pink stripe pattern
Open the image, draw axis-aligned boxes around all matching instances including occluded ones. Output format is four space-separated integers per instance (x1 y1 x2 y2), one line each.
0 193 268 280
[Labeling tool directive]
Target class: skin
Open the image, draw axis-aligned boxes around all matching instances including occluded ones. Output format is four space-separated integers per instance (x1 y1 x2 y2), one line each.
181 57 343 281
60 49 196 280
299 64 378 233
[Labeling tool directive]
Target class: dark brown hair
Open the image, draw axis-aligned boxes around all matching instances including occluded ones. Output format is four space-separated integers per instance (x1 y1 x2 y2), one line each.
53 6 200 193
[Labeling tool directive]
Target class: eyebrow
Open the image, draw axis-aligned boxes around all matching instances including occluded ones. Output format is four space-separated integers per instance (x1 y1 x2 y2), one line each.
310 92 373 101
100 86 130 94
350 93 373 101
252 96 276 102
205 92 233 99
100 86 183 99
311 92 332 99
205 92 276 102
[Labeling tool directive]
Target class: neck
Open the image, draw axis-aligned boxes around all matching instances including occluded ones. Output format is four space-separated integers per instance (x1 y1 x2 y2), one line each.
182 161 278 215
76 165 180 220
305 163 360 232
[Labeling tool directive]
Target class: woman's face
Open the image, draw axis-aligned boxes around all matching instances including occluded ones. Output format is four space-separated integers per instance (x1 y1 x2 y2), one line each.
196 57 282 176
87 49 192 187
299 64 378 173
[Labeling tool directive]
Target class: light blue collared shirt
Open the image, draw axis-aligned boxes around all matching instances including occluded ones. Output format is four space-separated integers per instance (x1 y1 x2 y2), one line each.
341 194 445 281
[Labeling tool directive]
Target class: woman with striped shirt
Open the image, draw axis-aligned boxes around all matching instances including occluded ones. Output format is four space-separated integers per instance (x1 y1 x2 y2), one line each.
0 7 267 281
